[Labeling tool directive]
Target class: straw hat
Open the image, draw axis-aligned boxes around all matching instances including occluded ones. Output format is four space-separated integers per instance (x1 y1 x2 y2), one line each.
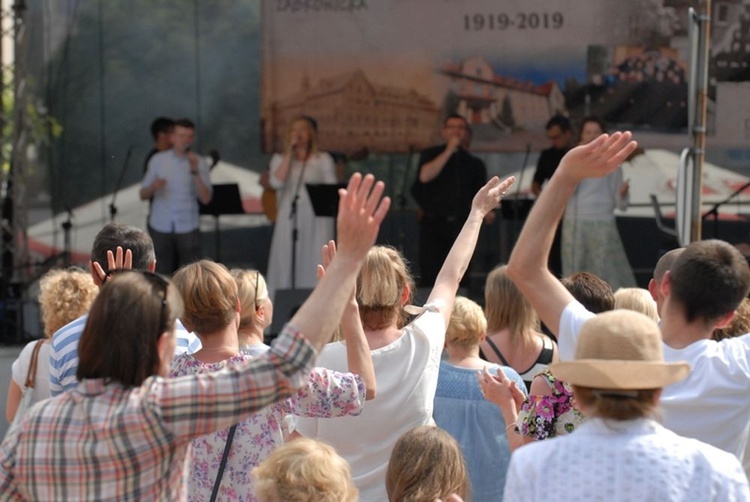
550 310 690 390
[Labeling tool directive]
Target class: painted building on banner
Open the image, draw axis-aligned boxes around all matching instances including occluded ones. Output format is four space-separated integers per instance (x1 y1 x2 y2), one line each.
440 57 566 131
264 69 438 154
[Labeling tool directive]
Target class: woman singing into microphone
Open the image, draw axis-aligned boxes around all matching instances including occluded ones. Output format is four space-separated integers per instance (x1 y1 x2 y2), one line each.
266 115 338 295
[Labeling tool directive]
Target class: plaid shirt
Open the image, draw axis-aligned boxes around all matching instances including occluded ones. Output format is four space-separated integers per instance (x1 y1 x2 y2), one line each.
0 326 314 501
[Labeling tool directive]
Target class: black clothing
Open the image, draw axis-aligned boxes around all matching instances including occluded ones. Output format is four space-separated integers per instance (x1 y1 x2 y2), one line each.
532 146 569 277
411 145 487 287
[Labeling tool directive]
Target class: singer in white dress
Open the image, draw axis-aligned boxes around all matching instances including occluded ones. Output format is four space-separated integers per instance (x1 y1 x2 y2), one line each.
266 116 337 295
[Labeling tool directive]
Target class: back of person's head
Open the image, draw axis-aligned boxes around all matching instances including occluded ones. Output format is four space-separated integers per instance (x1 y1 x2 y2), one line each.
386 426 470 502
552 310 689 422
172 260 238 335
91 223 155 273
173 117 196 130
484 265 539 342
545 114 572 133
150 117 174 140
77 271 184 387
669 240 750 323
38 267 98 338
713 296 750 341
446 296 487 349
231 268 269 332
614 288 659 322
560 272 614 313
652 248 684 284
357 245 414 330
253 437 357 502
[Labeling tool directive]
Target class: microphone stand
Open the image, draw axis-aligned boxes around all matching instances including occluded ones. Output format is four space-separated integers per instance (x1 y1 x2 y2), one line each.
288 156 309 290
702 178 750 239
397 145 415 253
62 206 73 267
511 144 532 227
109 145 133 222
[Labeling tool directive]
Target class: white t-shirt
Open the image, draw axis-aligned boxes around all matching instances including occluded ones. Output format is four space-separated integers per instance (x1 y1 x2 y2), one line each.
559 300 750 458
11 340 51 408
295 307 446 502
505 418 749 502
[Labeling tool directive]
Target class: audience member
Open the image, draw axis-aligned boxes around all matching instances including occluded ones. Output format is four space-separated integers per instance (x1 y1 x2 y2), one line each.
479 265 558 391
6 268 97 423
713 297 750 341
559 271 614 313
504 310 749 501
48 223 201 396
140 118 212 275
231 268 272 356
169 259 373 500
614 287 659 322
411 114 489 288
433 296 525 500
266 115 337 293
295 175 515 501
506 131 750 459
647 247 684 316
0 172 391 499
253 437 357 502
386 426 470 502
561 117 635 289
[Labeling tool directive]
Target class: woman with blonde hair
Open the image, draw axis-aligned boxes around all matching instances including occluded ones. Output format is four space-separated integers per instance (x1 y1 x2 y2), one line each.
6 267 98 423
296 175 515 501
480 265 558 391
170 259 375 501
614 287 659 322
253 437 357 502
386 426 470 502
266 115 338 293
231 268 273 356
434 296 524 500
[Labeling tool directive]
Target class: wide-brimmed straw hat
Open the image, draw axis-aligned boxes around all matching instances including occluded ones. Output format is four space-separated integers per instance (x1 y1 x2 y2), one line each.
550 310 690 390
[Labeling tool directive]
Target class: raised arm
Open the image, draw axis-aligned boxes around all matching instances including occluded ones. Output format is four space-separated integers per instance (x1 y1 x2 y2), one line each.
418 137 461 183
317 240 376 400
428 175 516 326
507 132 638 335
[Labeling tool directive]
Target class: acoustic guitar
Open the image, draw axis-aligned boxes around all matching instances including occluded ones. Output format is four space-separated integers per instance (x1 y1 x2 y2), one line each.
259 169 277 222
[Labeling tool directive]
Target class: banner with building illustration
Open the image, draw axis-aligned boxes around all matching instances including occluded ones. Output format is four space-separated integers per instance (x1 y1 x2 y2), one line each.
262 0 749 153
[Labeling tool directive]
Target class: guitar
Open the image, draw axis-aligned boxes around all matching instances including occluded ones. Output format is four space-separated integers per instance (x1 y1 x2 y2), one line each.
260 169 277 222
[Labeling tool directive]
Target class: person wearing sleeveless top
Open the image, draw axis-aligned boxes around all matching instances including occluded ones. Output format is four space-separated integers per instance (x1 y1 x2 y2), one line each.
479 265 558 391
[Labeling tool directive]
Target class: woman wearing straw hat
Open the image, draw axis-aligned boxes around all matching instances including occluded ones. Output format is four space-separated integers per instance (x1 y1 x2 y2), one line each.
501 310 749 502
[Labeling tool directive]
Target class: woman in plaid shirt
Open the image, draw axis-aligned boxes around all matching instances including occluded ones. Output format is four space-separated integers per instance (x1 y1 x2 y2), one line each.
0 173 390 501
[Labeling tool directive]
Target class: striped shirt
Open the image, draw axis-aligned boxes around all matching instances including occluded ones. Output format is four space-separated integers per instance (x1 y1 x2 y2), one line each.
0 325 315 501
49 314 201 397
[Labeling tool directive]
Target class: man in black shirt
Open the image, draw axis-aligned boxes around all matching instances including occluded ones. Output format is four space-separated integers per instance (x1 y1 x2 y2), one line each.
411 114 488 287
531 115 574 277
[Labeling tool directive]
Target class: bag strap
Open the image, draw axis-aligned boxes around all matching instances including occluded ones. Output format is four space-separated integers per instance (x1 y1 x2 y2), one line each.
24 340 45 389
209 423 238 502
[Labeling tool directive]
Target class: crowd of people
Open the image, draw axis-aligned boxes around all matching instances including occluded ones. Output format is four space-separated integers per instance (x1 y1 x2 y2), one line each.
1 115 749 501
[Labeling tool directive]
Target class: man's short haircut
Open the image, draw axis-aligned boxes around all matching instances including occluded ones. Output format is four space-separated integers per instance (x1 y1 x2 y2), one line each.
653 248 684 283
173 118 196 130
443 113 468 128
545 114 572 132
560 272 614 314
669 240 750 323
91 223 155 273
150 117 174 141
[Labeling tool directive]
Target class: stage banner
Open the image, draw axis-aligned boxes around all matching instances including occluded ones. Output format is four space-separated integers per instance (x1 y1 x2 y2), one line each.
261 1 747 153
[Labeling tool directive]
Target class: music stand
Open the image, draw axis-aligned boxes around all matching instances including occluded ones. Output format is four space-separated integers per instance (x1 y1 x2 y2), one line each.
306 183 347 218
199 183 245 262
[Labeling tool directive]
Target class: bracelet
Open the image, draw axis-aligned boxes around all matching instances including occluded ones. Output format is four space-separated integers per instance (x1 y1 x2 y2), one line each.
505 422 517 433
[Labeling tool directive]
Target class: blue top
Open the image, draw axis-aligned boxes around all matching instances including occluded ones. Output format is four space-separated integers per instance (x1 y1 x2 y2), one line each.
434 361 526 501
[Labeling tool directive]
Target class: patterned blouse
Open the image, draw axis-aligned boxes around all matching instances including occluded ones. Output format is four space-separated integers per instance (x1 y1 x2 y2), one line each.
516 369 585 440
169 353 366 502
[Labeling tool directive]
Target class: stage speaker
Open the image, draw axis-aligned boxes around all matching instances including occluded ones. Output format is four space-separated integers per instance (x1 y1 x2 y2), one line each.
269 288 314 338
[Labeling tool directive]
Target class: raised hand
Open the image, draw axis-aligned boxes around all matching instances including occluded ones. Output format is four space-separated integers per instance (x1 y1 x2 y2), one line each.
558 131 638 182
335 173 391 263
471 175 516 217
92 246 133 283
